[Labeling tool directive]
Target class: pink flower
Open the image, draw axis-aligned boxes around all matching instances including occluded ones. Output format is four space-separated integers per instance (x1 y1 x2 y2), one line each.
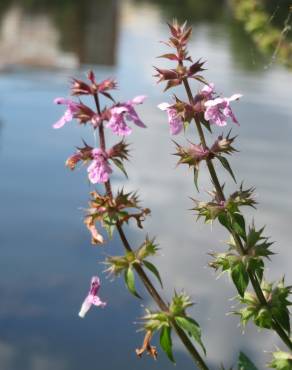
53 98 79 129
158 102 183 135
87 148 113 184
204 94 242 127
201 83 215 100
79 276 106 318
87 148 112 184
53 97 100 129
106 95 146 136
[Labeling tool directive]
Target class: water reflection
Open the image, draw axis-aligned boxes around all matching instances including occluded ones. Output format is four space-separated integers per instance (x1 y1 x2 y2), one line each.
134 0 225 22
0 0 119 69
0 1 291 370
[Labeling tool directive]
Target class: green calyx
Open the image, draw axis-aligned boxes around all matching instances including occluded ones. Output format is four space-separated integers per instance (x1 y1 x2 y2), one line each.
141 291 206 363
235 279 291 333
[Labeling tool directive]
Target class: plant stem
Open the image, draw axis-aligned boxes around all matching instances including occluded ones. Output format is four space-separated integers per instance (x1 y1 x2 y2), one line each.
182 78 292 352
93 93 210 370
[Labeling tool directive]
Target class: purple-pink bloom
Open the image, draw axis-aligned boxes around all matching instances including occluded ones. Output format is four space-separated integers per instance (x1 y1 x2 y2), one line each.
106 95 146 136
201 83 215 100
87 148 112 184
79 276 106 318
158 102 183 135
204 94 242 127
53 98 80 129
53 97 100 129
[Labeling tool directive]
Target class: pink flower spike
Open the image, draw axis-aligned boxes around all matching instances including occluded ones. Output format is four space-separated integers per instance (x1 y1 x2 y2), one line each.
158 102 183 135
204 94 242 127
87 148 112 184
79 276 106 318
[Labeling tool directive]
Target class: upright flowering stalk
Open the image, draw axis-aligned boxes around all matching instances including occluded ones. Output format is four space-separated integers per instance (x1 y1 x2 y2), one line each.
53 71 210 369
156 21 292 369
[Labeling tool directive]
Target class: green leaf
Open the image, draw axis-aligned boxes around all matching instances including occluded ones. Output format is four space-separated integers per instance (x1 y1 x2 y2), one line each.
124 267 141 299
231 262 249 297
248 258 264 283
232 213 246 240
254 307 273 329
217 155 237 183
160 326 175 363
102 214 119 238
272 307 290 334
201 118 212 133
194 167 199 192
111 158 128 178
104 223 115 239
238 352 258 370
218 213 231 231
175 316 206 355
143 260 163 288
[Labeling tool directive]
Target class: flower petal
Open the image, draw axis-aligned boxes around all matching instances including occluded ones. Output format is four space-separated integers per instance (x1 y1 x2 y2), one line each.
227 93 242 102
91 295 107 307
78 296 92 318
204 97 224 107
111 106 128 115
157 102 171 111
54 97 70 105
131 95 147 105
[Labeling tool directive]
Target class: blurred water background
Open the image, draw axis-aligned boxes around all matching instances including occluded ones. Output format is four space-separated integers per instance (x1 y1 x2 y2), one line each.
0 0 291 369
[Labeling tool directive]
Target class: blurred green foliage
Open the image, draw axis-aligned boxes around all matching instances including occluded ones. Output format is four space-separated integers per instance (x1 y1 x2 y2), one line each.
231 0 292 68
134 0 225 22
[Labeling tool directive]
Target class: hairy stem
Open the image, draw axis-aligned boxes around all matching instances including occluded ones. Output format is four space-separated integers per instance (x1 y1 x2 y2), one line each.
93 93 209 370
182 78 292 352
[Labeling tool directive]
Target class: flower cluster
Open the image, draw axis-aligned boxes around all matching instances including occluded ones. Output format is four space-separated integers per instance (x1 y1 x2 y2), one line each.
158 83 242 135
53 71 145 186
53 71 147 317
54 93 146 136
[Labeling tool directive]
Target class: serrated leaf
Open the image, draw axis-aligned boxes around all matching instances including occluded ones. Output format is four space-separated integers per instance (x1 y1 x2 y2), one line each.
175 316 206 355
143 260 163 288
217 155 237 183
238 352 258 370
160 326 175 363
111 158 128 178
124 267 141 299
231 262 249 297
